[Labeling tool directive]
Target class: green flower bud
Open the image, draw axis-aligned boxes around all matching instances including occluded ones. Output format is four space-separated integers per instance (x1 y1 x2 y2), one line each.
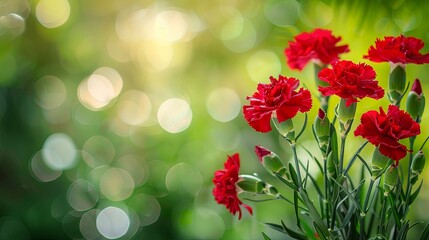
383 166 398 196
388 64 406 105
237 175 278 196
327 151 337 179
254 145 290 181
314 108 331 153
272 117 295 140
406 79 425 122
337 98 356 125
411 150 426 185
371 148 392 180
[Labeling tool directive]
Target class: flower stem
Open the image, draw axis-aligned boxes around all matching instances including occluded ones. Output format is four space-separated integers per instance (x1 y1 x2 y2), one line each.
402 136 416 219
291 143 302 188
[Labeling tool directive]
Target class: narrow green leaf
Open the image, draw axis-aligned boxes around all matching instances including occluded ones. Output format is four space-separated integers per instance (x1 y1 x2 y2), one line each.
262 232 271 240
299 160 324 198
295 113 308 141
397 221 409 240
419 223 429 240
289 162 300 188
264 223 286 234
301 145 323 174
329 123 339 166
294 191 302 230
281 220 308 240
275 173 298 192
410 180 424 205
338 203 356 230
331 176 363 212
356 154 371 175
299 189 333 238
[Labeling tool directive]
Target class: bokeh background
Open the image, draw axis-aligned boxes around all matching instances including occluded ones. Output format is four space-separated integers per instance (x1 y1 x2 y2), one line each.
1 0 429 239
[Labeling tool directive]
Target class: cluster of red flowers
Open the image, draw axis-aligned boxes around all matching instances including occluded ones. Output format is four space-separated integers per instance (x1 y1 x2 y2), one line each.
213 28 426 219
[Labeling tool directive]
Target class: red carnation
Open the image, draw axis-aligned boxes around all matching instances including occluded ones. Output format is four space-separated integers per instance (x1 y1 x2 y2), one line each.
212 153 252 219
318 60 385 106
364 35 429 64
243 75 312 133
285 28 349 70
354 105 420 165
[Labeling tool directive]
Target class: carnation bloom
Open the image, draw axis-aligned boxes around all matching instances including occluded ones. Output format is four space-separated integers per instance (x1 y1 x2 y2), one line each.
363 35 429 64
243 75 312 133
354 105 420 165
212 153 252 219
318 60 385 106
285 28 349 70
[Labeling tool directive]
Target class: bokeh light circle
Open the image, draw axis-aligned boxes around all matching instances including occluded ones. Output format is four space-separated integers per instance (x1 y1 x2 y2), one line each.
96 207 130 239
117 90 152 126
35 0 70 28
79 209 100 240
247 50 281 83
78 67 123 111
82 136 115 168
129 194 161 226
34 75 67 110
42 133 77 171
0 13 26 37
67 179 98 211
30 151 62 182
99 168 135 201
157 98 192 133
206 88 241 122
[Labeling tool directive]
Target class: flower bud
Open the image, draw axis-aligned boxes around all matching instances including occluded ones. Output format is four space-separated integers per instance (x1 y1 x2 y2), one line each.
326 151 337 179
388 64 406 105
237 175 278 196
371 148 392 180
337 98 356 125
410 150 426 185
383 166 398 196
254 145 290 181
272 117 295 140
406 79 425 122
314 108 330 153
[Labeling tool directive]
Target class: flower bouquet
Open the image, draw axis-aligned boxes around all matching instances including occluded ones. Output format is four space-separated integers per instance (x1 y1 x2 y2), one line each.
212 29 429 239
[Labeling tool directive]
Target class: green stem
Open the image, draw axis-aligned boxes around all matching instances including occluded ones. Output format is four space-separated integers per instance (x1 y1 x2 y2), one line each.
291 143 302 189
339 135 347 175
323 155 330 227
402 136 416 219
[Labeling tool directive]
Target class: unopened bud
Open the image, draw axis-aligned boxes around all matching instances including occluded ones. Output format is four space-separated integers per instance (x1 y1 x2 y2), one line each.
237 175 278 196
337 98 356 126
314 108 330 153
383 166 398 196
406 79 425 122
254 146 290 181
371 148 392 180
388 64 406 105
411 150 426 185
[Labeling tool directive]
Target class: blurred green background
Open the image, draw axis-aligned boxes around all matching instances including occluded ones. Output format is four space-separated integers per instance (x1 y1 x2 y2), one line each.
1 0 429 239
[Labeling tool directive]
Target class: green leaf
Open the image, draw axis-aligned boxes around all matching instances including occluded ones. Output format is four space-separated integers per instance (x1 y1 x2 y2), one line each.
409 180 424 205
275 173 298 192
282 220 308 240
294 191 302 230
295 113 308 141
397 221 409 240
329 123 339 166
262 232 271 240
419 223 429 240
299 189 333 239
301 145 323 174
265 223 286 234
289 162 300 189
